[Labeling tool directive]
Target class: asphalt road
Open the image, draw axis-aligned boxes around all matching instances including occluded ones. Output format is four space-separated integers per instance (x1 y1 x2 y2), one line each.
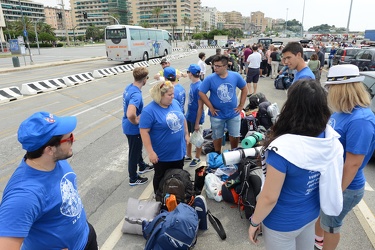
0 44 374 250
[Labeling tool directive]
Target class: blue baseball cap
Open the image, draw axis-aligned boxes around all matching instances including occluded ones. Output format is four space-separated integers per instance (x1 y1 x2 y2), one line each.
163 66 176 81
18 111 77 152
188 64 201 75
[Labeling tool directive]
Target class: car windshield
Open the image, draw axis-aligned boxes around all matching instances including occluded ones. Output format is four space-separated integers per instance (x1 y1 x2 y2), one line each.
304 51 315 61
347 49 360 56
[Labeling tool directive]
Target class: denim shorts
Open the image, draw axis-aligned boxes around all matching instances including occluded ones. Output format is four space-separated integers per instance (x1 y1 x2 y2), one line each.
320 187 364 233
210 115 241 140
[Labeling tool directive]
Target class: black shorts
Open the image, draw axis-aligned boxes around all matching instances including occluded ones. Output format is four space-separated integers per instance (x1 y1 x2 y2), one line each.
84 222 98 250
246 68 260 83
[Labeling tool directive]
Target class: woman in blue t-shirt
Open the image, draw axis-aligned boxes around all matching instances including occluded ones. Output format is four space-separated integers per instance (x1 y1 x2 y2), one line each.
139 81 189 193
315 64 375 250
248 79 344 250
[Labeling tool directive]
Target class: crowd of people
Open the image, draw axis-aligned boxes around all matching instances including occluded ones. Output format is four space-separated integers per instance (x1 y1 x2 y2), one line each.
0 41 374 250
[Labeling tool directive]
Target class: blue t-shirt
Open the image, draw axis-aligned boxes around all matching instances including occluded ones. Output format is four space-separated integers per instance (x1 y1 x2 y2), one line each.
263 150 320 232
0 159 89 250
186 80 205 124
139 99 186 161
329 107 375 190
199 71 246 119
174 84 186 114
292 66 315 83
122 83 143 135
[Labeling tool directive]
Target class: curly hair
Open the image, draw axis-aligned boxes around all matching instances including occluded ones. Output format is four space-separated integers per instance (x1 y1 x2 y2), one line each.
263 79 331 149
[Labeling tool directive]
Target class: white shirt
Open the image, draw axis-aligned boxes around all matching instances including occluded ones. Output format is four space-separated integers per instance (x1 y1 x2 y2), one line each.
247 51 262 69
198 59 206 75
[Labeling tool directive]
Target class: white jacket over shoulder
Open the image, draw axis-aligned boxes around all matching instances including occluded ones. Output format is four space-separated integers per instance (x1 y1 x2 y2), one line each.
266 125 344 216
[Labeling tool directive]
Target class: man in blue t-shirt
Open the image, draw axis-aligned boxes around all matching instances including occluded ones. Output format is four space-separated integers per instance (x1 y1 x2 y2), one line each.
199 55 247 153
0 112 97 250
185 64 205 167
122 67 154 186
282 42 315 83
164 66 186 114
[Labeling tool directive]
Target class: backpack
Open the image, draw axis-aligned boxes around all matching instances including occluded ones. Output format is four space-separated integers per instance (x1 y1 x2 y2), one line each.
155 169 195 209
240 115 258 140
257 101 273 130
274 76 285 90
142 203 199 250
237 156 263 220
245 92 267 111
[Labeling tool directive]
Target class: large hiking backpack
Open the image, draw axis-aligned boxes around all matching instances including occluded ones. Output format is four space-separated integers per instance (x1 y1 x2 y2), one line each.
245 92 267 111
238 155 263 220
257 101 273 130
240 115 258 140
274 76 285 90
142 203 199 250
155 169 195 208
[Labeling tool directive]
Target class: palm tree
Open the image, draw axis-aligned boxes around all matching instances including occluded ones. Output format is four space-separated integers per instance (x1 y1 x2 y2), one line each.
202 21 208 32
183 16 189 41
187 18 192 40
152 7 162 29
171 22 177 41
140 21 151 28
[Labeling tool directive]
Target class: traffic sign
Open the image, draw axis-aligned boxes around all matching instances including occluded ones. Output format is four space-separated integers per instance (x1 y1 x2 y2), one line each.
23 29 28 37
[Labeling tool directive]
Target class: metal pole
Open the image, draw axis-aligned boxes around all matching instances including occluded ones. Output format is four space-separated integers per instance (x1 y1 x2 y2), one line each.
301 0 305 37
285 8 288 37
59 0 70 46
34 21 40 55
18 0 33 64
346 0 353 37
109 16 120 25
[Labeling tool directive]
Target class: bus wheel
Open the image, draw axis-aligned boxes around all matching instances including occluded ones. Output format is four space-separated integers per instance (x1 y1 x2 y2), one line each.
163 50 168 56
143 52 149 61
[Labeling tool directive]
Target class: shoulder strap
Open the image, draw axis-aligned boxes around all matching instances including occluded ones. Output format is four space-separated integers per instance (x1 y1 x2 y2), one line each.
207 210 227 240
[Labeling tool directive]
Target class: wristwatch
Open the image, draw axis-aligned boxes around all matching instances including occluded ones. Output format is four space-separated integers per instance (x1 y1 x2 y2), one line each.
249 216 260 227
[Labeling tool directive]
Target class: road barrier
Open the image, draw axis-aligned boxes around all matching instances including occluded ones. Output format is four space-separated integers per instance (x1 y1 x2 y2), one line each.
0 86 23 103
21 81 58 95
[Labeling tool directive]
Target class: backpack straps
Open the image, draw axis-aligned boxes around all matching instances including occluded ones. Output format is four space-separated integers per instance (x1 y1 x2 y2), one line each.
207 210 227 240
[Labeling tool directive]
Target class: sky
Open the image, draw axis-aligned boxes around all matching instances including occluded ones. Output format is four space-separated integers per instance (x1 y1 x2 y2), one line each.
36 0 372 32
200 0 373 32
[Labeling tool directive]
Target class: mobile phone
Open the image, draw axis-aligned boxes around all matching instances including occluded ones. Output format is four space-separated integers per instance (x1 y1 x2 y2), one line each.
253 227 261 242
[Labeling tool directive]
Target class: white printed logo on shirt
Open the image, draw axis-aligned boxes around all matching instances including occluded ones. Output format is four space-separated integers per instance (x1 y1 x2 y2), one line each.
166 111 184 134
60 172 83 217
217 83 234 103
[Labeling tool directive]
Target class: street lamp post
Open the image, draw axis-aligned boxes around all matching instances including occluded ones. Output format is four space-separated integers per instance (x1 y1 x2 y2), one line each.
18 0 33 64
301 0 306 37
108 16 120 25
285 8 288 37
346 0 353 37
34 20 40 55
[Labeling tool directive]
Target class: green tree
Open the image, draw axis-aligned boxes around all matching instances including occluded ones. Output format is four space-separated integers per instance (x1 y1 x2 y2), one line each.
171 22 177 40
202 21 208 32
152 7 162 29
85 25 103 41
187 18 192 40
139 21 151 28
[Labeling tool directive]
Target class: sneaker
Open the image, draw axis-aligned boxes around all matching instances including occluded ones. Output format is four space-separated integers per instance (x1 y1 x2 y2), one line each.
129 176 148 186
138 163 154 174
194 195 208 230
314 239 323 250
189 158 201 167
184 155 192 161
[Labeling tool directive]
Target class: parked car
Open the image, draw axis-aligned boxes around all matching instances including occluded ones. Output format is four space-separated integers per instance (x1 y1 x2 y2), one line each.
332 47 361 65
349 48 375 71
303 48 315 62
359 71 375 114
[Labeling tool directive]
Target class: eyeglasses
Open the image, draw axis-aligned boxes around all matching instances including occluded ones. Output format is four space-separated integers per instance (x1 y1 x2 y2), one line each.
214 64 227 68
60 133 75 144
187 71 190 73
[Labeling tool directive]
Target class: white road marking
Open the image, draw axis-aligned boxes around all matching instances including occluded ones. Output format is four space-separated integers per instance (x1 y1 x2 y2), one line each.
100 183 154 250
365 181 374 191
354 199 375 248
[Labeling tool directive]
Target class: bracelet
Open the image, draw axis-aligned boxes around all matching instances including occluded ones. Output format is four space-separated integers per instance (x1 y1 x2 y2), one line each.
249 216 260 227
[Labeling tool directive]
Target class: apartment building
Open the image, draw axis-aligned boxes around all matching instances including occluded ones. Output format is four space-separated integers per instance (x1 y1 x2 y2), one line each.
69 0 129 30
201 6 216 32
250 11 265 32
128 0 194 40
44 6 72 30
0 0 44 22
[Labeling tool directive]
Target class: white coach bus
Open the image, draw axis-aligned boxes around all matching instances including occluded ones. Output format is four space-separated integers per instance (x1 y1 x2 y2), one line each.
104 25 172 63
